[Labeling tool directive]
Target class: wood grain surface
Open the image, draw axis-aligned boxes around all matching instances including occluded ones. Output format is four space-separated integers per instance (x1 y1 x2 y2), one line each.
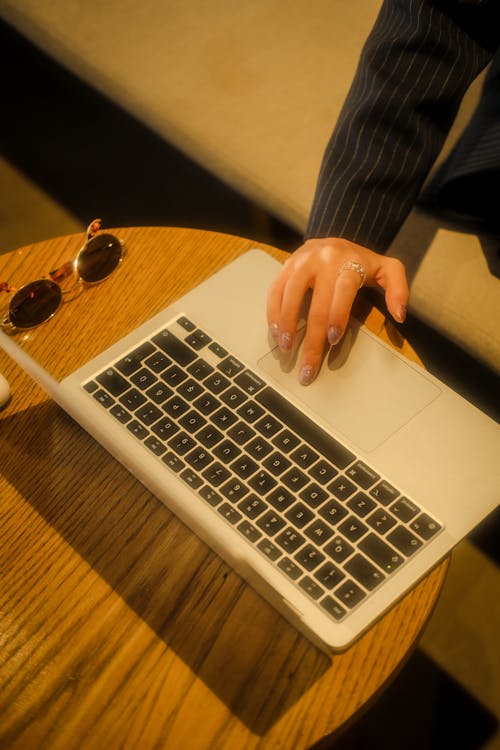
0 226 447 750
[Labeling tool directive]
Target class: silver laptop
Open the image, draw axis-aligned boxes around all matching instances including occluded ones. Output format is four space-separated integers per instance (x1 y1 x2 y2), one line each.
2 249 499 651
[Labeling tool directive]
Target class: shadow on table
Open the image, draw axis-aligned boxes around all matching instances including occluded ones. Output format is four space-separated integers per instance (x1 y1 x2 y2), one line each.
2 397 330 735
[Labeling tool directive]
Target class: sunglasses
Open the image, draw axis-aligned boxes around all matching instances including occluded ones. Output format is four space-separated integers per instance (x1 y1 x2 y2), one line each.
1 219 125 332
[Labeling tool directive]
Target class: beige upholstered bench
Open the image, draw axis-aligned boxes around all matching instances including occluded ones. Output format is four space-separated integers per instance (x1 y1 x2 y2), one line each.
2 0 499 372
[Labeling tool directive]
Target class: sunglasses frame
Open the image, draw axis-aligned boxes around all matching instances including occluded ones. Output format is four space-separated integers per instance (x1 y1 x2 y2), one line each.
0 219 125 333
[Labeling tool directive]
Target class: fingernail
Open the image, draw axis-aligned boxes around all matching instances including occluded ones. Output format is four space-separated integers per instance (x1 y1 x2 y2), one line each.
327 325 342 346
269 322 279 341
279 331 292 351
395 305 407 324
299 365 315 386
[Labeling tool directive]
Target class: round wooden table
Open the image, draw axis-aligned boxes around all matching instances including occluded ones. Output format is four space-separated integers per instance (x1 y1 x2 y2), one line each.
0 226 447 750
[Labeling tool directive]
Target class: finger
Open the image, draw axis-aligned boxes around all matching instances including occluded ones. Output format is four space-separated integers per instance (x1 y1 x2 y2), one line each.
375 257 409 323
278 266 312 351
298 276 336 385
267 268 289 341
327 269 363 345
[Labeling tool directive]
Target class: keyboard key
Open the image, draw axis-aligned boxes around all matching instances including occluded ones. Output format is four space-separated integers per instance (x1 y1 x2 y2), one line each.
218 503 242 524
220 385 248 408
153 329 197 365
257 510 286 535
272 429 300 453
249 470 277 495
199 485 222 506
136 403 163 426
178 378 204 401
295 544 325 571
246 436 273 459
180 468 204 489
161 451 185 472
96 368 129 396
237 400 265 424
176 315 196 332
202 462 231 487
358 533 404 573
187 358 214 381
387 525 423 556
83 380 99 393
93 389 115 408
257 538 282 561
227 421 256 445
126 420 149 440
196 424 224 449
256 386 355 469
337 516 369 543
299 577 324 600
290 445 319 469
390 497 420 522
144 435 167 456
168 431 196 456
234 369 265 395
285 502 314 529
255 414 283 438
221 478 249 502
262 452 292 477
218 355 244 378
324 535 354 564
151 417 179 441
230 455 259 480
305 519 334 545
162 364 188 387
281 467 309 492
130 368 158 390
320 596 347 621
185 447 213 470
308 459 338 485
278 557 302 581
275 527 305 553
193 393 221 415
119 388 146 410
299 483 328 509
213 439 241 463
238 494 268 519
314 561 345 589
344 554 385 591
211 406 238 429
237 520 262 543
318 499 348 525
185 329 212 350
328 475 357 500
110 404 132 424
334 580 366 608
146 383 173 404
208 341 228 358
144 351 171 373
267 486 295 511
369 480 399 506
410 514 442 540
163 395 190 418
178 410 207 433
346 492 377 518
346 461 380 489
367 508 397 534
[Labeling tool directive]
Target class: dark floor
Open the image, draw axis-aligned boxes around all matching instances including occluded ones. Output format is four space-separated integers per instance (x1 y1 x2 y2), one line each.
1 17 499 749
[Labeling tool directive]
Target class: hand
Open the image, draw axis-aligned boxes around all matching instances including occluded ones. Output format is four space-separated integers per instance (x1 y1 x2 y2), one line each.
266 237 409 385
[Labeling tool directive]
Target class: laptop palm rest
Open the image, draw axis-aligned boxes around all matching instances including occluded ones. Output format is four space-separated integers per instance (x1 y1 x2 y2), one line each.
257 320 441 453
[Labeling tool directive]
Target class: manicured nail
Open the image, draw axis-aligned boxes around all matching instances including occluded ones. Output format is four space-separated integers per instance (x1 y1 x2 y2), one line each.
327 325 342 346
269 322 279 341
279 331 292 351
395 305 407 324
299 365 315 386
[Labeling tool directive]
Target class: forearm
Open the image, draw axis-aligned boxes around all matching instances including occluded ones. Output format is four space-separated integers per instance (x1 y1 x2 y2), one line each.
307 0 495 251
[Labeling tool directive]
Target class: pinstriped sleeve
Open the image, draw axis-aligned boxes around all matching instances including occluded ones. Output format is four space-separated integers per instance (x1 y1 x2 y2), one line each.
306 0 495 252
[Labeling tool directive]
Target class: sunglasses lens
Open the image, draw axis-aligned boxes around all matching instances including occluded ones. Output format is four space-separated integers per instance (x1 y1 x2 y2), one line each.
9 280 63 329
77 233 123 283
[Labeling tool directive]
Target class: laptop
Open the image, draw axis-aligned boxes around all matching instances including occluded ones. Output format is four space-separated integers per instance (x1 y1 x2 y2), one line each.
2 248 498 651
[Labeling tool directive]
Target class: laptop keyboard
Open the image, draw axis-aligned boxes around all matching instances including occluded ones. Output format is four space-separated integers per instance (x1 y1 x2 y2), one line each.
83 314 442 622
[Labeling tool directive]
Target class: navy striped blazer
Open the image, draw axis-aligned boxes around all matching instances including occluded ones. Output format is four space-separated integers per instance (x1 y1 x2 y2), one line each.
306 0 500 250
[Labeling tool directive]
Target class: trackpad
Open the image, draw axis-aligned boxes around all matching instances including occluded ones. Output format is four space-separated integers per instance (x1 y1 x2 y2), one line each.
257 322 441 452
